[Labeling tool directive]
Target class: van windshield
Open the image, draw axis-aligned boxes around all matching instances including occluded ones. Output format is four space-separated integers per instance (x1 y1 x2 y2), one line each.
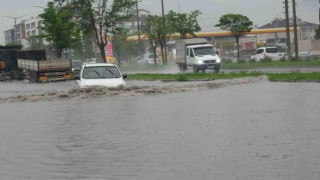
194 46 216 56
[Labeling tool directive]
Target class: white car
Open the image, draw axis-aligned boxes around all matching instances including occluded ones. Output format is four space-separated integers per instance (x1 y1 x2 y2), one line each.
250 47 283 61
76 63 127 88
140 53 160 64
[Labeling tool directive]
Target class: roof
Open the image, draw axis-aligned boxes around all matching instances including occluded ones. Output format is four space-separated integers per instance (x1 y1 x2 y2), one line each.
259 17 318 29
83 63 116 67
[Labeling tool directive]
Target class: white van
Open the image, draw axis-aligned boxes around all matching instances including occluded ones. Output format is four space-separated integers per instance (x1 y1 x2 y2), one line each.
250 47 283 61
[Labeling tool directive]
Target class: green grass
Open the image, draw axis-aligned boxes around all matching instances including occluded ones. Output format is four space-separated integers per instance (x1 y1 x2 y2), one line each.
119 58 320 82
126 71 263 81
126 71 320 82
267 72 320 82
221 58 320 69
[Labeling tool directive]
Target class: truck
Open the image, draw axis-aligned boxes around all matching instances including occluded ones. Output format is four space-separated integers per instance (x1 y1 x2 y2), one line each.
17 50 72 83
0 46 72 83
175 38 221 73
0 45 23 81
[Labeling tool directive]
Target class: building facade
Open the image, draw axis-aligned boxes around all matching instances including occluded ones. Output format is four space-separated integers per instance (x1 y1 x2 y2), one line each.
3 16 42 48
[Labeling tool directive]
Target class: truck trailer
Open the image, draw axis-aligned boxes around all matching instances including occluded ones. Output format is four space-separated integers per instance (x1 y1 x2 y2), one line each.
17 50 72 83
175 38 221 73
0 46 72 83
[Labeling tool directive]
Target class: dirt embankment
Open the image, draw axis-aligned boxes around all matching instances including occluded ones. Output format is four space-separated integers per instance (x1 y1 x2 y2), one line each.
0 76 267 103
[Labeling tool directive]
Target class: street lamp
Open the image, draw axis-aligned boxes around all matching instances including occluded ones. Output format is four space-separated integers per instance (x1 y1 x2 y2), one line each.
3 15 26 44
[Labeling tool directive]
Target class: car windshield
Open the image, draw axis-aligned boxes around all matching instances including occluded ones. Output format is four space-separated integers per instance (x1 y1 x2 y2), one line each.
82 66 121 79
255 49 264 54
194 46 216 56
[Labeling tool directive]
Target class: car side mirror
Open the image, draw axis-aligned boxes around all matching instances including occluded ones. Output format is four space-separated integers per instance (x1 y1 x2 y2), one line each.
75 76 80 80
122 74 127 79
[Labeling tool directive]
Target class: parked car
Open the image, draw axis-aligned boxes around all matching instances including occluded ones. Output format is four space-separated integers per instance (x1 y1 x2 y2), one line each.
250 47 283 61
139 53 160 64
75 63 127 88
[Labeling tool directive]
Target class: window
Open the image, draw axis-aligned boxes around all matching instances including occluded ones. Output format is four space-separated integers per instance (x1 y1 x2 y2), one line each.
32 30 36 35
26 24 30 30
266 48 279 53
31 22 36 29
255 49 264 54
193 46 216 56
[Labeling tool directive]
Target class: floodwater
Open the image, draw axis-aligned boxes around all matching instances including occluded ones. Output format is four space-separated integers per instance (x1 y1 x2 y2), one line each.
0 78 320 180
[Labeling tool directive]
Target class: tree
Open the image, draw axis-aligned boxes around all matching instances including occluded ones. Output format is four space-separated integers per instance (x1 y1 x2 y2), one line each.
166 10 201 39
54 0 135 62
27 36 45 50
141 15 161 64
39 2 80 58
315 25 320 39
215 14 253 62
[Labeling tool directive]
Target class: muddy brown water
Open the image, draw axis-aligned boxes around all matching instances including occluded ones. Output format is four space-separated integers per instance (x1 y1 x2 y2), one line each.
0 78 320 180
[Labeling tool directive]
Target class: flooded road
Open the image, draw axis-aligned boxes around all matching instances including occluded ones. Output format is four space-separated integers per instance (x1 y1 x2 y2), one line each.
0 79 320 180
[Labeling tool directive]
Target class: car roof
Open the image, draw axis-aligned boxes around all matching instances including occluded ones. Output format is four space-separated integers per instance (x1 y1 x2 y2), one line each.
82 63 117 67
257 46 278 49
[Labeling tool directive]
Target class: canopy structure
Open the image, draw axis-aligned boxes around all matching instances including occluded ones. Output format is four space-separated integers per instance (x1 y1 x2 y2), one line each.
126 27 295 41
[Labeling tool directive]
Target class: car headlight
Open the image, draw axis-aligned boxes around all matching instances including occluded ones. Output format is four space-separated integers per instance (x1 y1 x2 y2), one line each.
216 58 221 63
196 60 204 64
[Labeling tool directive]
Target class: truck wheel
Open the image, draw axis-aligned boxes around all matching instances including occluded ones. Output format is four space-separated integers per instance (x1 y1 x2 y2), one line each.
193 65 199 73
178 64 183 71
178 63 186 71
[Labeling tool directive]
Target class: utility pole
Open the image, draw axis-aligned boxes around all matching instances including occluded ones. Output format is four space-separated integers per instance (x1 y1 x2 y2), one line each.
136 0 141 41
284 0 292 60
161 0 167 64
292 0 299 60
135 0 142 55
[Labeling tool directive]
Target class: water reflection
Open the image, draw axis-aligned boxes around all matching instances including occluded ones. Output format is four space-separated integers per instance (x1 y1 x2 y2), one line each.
1 81 320 180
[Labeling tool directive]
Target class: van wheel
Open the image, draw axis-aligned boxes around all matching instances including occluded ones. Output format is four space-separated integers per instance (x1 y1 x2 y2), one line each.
193 65 199 73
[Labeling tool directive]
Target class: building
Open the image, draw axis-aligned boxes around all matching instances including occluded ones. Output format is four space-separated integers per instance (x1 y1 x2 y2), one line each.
123 9 150 35
3 16 42 48
3 20 25 45
257 17 318 46
4 29 15 44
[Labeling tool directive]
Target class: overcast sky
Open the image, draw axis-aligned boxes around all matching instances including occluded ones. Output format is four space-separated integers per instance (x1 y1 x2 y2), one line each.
0 0 318 45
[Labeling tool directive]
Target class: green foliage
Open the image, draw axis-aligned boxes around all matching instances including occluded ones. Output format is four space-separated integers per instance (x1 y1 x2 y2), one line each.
261 57 272 63
221 58 233 64
141 15 163 55
54 0 135 61
166 10 202 39
39 2 80 57
215 14 253 35
215 14 253 62
267 72 320 82
27 36 45 50
249 59 256 63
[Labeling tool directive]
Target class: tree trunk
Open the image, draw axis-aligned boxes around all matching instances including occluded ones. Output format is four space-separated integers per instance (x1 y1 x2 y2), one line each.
236 36 240 62
100 45 107 63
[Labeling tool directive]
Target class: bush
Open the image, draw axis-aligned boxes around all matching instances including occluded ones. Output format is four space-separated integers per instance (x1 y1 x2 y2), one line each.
237 59 246 63
261 57 272 63
280 57 286 62
249 59 256 63
222 58 232 64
